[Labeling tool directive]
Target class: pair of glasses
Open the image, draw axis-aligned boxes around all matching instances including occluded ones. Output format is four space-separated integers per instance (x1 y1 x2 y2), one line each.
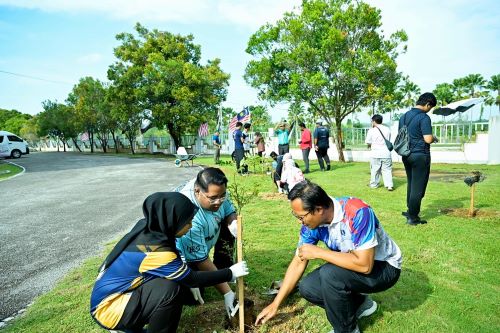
291 210 311 222
198 190 226 204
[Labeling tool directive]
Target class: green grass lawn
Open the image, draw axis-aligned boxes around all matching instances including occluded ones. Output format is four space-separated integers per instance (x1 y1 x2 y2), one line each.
4 155 500 333
0 161 23 180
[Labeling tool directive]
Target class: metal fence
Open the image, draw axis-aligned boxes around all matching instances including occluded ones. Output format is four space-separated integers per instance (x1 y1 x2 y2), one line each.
32 121 489 152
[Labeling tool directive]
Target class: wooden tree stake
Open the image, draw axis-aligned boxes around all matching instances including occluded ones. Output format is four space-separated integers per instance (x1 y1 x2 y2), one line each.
469 183 475 217
237 215 245 333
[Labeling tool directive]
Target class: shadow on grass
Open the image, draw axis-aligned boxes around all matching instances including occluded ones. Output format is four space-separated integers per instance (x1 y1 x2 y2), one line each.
360 268 431 331
423 196 468 219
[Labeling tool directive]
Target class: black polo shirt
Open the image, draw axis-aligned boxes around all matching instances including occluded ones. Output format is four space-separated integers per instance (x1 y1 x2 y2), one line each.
399 108 432 155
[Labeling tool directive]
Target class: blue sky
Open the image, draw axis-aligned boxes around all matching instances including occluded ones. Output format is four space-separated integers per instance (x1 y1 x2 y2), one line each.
0 0 499 122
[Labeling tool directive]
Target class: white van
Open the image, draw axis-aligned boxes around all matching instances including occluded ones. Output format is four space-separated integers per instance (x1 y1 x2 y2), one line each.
0 131 30 158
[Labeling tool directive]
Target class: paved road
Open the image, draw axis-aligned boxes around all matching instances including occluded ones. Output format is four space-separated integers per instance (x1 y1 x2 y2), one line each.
0 152 199 320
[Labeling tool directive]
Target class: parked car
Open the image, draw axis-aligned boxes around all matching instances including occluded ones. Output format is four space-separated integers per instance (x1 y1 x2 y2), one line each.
0 131 30 158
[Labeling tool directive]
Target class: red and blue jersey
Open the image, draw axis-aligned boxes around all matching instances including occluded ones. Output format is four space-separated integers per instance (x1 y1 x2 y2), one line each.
298 197 402 269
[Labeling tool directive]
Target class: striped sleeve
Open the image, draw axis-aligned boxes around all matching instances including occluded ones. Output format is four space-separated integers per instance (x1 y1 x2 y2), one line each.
138 251 191 281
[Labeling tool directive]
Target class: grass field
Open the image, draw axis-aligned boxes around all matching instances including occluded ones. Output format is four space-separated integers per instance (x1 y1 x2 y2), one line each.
4 155 499 333
0 160 23 180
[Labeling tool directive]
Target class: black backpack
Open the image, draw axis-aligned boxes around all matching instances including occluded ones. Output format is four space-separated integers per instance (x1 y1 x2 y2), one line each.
394 113 418 156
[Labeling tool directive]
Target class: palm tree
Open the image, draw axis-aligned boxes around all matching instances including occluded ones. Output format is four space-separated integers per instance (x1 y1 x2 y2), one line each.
400 76 421 108
452 77 468 100
463 73 486 97
485 74 500 112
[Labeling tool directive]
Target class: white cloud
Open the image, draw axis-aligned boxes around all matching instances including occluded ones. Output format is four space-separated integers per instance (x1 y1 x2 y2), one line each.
0 0 300 29
76 53 103 64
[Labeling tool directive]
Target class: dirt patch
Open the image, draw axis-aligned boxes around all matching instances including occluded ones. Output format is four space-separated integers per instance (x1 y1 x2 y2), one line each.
259 192 286 201
393 170 468 182
438 208 500 218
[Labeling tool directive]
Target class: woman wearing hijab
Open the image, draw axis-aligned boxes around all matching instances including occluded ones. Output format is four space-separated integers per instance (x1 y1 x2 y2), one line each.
280 157 305 193
90 192 249 333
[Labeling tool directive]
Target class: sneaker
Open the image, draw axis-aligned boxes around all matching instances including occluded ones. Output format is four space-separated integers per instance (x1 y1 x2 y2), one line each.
356 295 377 319
401 211 409 217
326 165 331 171
387 187 394 191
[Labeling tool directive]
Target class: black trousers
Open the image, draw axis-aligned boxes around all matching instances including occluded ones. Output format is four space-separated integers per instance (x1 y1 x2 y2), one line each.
402 153 431 218
278 143 289 155
115 278 185 333
234 148 244 169
315 147 330 170
299 261 400 333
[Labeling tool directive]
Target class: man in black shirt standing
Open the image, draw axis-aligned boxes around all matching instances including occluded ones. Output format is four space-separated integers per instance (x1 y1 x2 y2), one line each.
399 93 438 226
313 120 331 171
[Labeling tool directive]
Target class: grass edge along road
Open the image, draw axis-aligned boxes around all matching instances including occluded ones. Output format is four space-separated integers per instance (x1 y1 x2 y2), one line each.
0 161 23 181
3 156 499 333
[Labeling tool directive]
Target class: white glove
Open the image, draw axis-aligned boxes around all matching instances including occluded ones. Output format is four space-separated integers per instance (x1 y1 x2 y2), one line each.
224 290 237 317
229 261 249 282
228 219 238 238
190 288 204 305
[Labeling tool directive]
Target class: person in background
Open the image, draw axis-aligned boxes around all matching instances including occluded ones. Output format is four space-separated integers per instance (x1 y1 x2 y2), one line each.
275 122 290 155
90 192 249 333
212 130 222 164
313 120 331 171
399 92 438 226
255 180 401 333
280 157 305 193
299 122 312 173
365 114 393 191
254 131 265 157
270 151 285 193
242 123 252 156
233 122 244 171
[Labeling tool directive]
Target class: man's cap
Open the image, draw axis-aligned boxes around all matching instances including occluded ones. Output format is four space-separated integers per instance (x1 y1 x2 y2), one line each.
316 120 323 125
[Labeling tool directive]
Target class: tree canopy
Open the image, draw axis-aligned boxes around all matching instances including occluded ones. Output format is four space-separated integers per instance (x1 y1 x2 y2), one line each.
108 23 230 149
244 0 407 161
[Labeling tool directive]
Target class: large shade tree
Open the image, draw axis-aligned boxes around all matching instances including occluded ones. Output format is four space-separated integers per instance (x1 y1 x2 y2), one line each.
67 77 107 153
109 23 230 149
244 0 407 161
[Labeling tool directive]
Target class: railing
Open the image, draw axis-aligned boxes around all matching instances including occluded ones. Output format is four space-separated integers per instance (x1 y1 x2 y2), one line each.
34 121 489 153
432 122 488 144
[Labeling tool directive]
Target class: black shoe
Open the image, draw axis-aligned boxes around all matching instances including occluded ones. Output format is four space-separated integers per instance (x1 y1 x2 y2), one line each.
401 211 409 217
406 217 427 226
326 165 331 171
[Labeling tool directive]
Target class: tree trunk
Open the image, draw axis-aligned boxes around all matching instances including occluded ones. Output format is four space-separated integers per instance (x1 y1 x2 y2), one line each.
335 120 345 162
111 132 119 153
127 134 135 154
167 123 181 151
71 138 82 152
63 140 67 152
90 131 95 153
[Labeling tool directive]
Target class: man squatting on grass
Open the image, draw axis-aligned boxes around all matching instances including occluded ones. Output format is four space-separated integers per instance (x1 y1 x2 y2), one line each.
256 180 402 333
175 167 241 317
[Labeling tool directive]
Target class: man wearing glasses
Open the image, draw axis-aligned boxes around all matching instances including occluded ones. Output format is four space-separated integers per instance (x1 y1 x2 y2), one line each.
175 167 239 317
256 180 402 333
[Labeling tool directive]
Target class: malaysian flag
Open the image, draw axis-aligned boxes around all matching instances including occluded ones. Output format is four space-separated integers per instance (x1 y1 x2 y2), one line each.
198 122 209 137
228 107 251 133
